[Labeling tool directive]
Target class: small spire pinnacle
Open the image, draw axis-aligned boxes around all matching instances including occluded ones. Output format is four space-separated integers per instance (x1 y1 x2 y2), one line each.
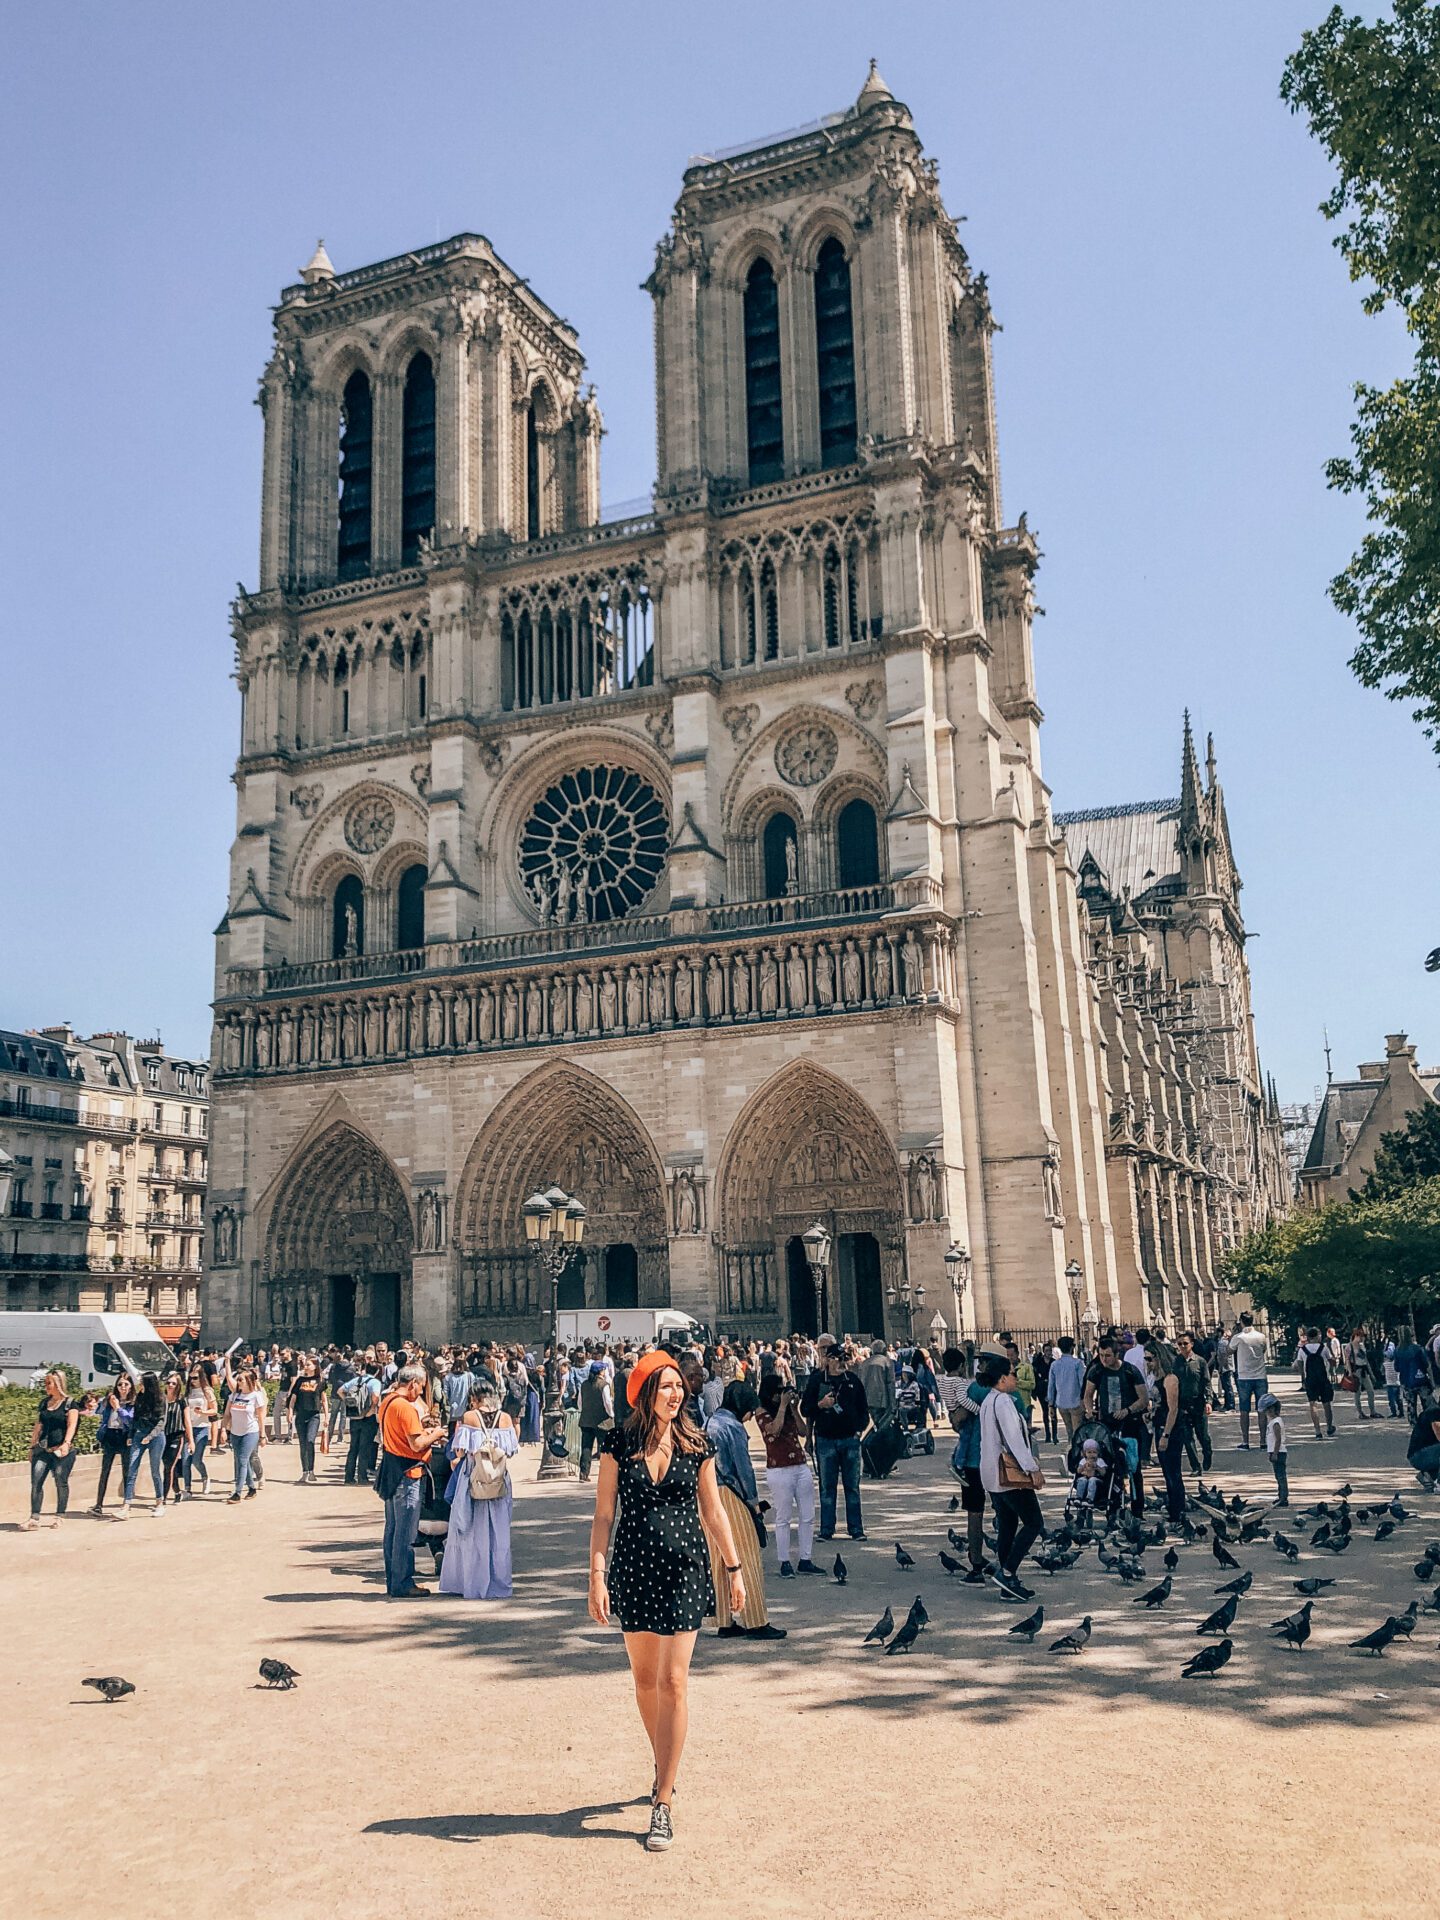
1205 730 1217 790
857 58 894 108
301 239 335 286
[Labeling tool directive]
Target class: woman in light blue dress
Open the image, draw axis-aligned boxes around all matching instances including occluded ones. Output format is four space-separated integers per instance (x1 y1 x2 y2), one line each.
440 1386 518 1599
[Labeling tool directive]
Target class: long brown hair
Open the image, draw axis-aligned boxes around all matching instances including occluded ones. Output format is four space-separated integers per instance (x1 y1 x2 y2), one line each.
625 1362 708 1456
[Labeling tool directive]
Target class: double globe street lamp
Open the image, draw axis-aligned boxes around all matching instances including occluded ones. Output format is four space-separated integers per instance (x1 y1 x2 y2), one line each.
801 1219 832 1334
886 1272 926 1343
944 1242 971 1344
522 1184 587 1482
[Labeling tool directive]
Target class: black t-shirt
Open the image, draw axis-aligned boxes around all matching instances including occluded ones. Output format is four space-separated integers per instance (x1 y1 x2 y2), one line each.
35 1397 74 1449
290 1379 323 1422
327 1361 352 1391
1407 1410 1440 1461
1085 1361 1147 1436
800 1367 870 1439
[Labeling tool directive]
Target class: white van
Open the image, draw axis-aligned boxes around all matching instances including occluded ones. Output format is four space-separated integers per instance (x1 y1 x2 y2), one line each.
0 1312 176 1390
554 1308 704 1349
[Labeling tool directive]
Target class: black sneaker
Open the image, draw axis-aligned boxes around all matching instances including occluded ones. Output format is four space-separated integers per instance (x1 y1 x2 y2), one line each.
961 1569 986 1585
744 1622 787 1639
778 1561 795 1578
991 1568 1033 1602
646 1802 674 1852
848 1532 867 1542
795 1560 824 1575
715 1623 746 1638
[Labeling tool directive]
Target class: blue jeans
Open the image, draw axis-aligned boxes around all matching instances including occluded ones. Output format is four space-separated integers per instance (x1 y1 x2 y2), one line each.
230 1429 260 1496
1411 1443 1440 1480
124 1427 165 1503
816 1434 863 1538
184 1428 210 1490
1271 1452 1290 1503
383 1476 424 1594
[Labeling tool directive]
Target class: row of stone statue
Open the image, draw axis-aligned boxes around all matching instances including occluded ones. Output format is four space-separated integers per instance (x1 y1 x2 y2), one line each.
220 925 945 1073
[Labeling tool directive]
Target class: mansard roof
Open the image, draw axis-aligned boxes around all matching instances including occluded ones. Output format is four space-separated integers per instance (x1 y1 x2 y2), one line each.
1300 1078 1384 1174
1054 799 1182 903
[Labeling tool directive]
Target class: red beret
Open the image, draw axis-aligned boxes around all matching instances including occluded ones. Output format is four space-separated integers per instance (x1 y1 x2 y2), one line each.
626 1348 682 1409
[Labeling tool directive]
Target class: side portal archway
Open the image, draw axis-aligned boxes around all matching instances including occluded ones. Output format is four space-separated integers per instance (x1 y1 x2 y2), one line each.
716 1063 906 1336
262 1123 412 1345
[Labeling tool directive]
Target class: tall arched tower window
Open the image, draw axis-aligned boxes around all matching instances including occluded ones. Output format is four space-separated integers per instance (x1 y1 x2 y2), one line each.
395 863 427 951
337 371 373 580
525 400 542 540
815 237 857 468
331 874 364 959
762 811 798 899
744 258 783 485
401 353 436 563
836 798 880 889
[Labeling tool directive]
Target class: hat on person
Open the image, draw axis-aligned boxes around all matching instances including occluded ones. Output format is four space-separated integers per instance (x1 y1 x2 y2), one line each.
1257 1392 1280 1411
588 1359 608 1377
626 1347 682 1407
975 1340 1008 1360
815 1333 838 1351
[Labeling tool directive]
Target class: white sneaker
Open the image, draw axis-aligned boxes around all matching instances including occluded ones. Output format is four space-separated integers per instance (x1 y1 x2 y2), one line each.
115 1505 131 1520
152 1502 166 1516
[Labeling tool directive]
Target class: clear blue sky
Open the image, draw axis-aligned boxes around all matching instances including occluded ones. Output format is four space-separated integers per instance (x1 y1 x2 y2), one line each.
2 1 1434 1104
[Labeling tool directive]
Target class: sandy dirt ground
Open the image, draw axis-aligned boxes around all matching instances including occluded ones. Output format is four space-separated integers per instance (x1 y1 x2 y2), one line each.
2 1380 1437 1919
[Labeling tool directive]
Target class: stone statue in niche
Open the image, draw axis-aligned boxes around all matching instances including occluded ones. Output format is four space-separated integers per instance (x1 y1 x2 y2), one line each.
223 1023 241 1071
501 982 520 1041
731 954 751 1017
648 968 668 1025
901 934 924 998
842 939 863 1006
575 971 594 1031
1042 1145 1064 1224
341 1003 358 1057
384 998 402 1054
453 993 471 1047
524 978 543 1036
758 949 779 1014
673 1171 700 1235
362 1003 380 1057
255 1020 272 1070
417 1187 447 1252
426 992 444 1051
784 835 799 895
477 986 495 1043
573 869 589 925
705 956 726 1020
872 939 893 1000
552 857 572 925
599 970 619 1030
786 946 807 1008
212 1207 238 1265
343 904 359 956
625 966 645 1029
673 962 693 1021
814 944 835 1007
909 1152 937 1223
319 1007 337 1061
550 974 568 1033
298 1011 315 1064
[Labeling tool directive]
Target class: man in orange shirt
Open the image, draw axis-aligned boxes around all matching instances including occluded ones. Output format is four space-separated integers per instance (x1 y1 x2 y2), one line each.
379 1365 447 1598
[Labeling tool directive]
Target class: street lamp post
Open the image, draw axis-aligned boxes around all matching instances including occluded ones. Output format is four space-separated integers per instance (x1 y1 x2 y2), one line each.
944 1242 971 1344
1064 1258 1083 1336
1080 1302 1100 1358
523 1183 587 1482
886 1273 926 1344
801 1220 832 1335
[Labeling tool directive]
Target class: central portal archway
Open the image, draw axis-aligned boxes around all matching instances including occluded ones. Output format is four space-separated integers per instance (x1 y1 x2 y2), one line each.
262 1122 412 1345
717 1063 905 1336
455 1064 669 1337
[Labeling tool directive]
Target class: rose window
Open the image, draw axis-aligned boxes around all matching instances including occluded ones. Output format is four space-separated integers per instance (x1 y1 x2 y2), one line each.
519 765 669 925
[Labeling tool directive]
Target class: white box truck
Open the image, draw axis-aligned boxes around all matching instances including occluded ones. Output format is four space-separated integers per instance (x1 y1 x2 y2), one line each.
0 1312 176 1390
554 1308 704 1349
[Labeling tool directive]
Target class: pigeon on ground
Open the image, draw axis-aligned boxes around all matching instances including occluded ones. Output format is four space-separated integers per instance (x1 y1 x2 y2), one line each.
1181 1637 1234 1678
863 1606 894 1645
1392 1601 1419 1639
1273 1532 1300 1561
1294 1577 1336 1596
1196 1594 1240 1635
83 1676 135 1704
1318 1534 1353 1554
1310 1522 1333 1547
939 1550 966 1576
1134 1575 1172 1609
1412 1558 1438 1581
905 1595 929 1631
832 1553 847 1585
947 1527 968 1555
1214 1569 1254 1597
1375 1520 1397 1542
1049 1615 1092 1653
1097 1544 1121 1572
1212 1537 1240 1571
1389 1499 1410 1522
1115 1558 1145 1584
895 1542 915 1570
258 1658 300 1690
948 1494 961 1512
1271 1601 1314 1650
1420 1585 1440 1613
1239 1519 1271 1545
1163 1546 1179 1572
1335 1483 1353 1500
1351 1617 1401 1656
885 1616 921 1655
1210 1517 1234 1543
1009 1605 1045 1641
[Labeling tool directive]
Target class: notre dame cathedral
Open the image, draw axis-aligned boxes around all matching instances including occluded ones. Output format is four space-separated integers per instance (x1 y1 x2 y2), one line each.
206 66 1289 1350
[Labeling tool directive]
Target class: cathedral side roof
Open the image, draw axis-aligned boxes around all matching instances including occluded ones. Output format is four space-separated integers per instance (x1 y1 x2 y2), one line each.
1054 799 1181 902
1299 1079 1381 1173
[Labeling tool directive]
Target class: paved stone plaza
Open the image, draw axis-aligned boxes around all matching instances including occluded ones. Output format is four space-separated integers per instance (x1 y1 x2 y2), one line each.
3 1385 1436 1917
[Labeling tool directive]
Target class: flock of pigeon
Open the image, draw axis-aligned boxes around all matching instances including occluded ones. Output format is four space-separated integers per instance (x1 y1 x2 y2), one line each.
83 1659 299 1702
851 1476 1440 1678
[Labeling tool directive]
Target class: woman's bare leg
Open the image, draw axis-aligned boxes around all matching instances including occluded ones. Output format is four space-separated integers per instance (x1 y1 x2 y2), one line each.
623 1632 662 1772
652 1630 697 1806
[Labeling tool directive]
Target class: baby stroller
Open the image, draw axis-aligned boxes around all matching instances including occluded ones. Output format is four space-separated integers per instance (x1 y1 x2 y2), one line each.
895 1374 935 1456
1063 1420 1121 1530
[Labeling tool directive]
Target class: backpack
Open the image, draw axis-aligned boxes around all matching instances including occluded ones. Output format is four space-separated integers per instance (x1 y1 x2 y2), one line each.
467 1418 509 1501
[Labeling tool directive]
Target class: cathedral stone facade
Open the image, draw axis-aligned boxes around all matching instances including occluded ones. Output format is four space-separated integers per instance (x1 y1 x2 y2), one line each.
207 68 1287 1350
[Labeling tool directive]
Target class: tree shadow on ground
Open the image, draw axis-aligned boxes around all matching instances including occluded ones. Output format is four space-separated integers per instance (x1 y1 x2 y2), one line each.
272 1406 1440 1732
365 1796 649 1845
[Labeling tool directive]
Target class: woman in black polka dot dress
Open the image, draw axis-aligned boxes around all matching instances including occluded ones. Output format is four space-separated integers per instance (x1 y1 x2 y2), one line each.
588 1349 746 1853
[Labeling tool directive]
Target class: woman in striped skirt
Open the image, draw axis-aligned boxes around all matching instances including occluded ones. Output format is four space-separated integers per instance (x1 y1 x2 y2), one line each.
704 1382 785 1641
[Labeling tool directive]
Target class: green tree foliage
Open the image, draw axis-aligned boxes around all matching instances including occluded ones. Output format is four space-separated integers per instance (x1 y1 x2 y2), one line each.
1222 1176 1440 1321
1282 0 1440 748
1360 1095 1440 1197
